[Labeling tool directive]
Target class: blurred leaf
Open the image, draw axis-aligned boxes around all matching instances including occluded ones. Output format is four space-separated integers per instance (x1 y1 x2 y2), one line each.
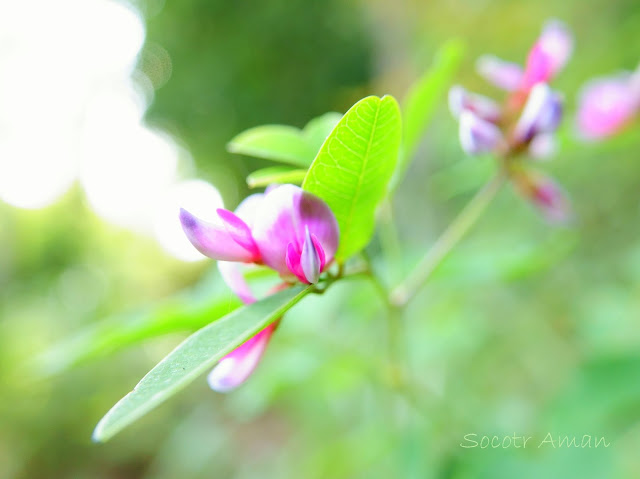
303 95 402 261
303 111 343 151
92 284 311 442
543 353 640 435
36 291 243 377
247 166 307 188
228 113 343 168
392 39 465 190
228 125 316 167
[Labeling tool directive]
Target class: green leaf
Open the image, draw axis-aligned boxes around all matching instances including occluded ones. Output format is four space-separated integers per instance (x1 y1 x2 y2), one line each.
246 166 307 188
303 111 343 151
302 95 402 261
228 113 342 168
92 285 311 442
228 125 316 167
392 39 465 190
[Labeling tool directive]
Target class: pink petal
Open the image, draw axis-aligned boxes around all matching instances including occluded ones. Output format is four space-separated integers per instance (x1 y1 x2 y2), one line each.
207 323 277 392
514 170 571 223
449 85 502 123
458 110 505 155
310 233 326 272
179 208 258 262
285 242 307 283
217 261 256 304
522 20 572 91
217 208 260 259
252 185 339 277
476 55 524 91
577 74 638 140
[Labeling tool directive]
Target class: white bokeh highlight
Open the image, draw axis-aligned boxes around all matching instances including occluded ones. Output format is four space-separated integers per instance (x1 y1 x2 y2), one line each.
154 180 225 262
0 0 216 261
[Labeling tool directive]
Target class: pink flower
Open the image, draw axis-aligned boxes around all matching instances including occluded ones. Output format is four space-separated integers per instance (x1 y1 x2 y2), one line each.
180 184 339 284
512 83 564 144
207 263 283 392
477 19 572 95
520 20 573 92
448 19 572 223
512 170 571 223
179 184 339 391
576 70 640 140
458 110 505 155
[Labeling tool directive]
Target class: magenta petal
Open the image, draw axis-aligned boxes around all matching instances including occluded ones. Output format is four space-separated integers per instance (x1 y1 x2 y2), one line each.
252 185 339 277
300 226 322 284
217 208 260 259
522 20 572 90
458 110 504 155
179 208 257 262
577 74 638 140
310 233 326 272
207 323 276 392
476 55 524 92
515 171 571 223
513 83 563 143
285 242 307 283
449 86 502 123
217 261 256 304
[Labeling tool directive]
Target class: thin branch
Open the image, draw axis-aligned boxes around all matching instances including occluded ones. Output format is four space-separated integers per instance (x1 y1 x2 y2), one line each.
389 171 505 307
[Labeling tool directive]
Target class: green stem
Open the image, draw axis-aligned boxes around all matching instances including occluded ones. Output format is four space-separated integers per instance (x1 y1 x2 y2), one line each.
377 198 404 285
389 172 505 307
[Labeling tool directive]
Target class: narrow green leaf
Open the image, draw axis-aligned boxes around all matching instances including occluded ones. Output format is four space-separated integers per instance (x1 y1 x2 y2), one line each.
392 39 465 190
92 285 311 442
302 95 402 261
228 125 316 167
247 166 307 188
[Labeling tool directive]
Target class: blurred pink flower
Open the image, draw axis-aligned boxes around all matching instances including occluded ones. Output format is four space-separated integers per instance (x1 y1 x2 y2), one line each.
512 170 571 223
476 19 572 95
449 19 572 223
576 70 640 140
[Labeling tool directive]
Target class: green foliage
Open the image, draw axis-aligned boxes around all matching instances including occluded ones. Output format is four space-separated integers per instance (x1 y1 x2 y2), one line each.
247 166 308 188
228 125 318 167
303 112 344 151
35 289 243 377
391 39 465 190
93 285 311 442
303 96 402 261
228 112 343 167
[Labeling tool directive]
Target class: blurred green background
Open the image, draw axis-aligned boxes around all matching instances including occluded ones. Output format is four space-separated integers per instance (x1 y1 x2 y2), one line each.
1 0 640 477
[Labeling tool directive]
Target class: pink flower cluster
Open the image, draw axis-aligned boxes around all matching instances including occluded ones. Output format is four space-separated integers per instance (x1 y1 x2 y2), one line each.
449 20 573 222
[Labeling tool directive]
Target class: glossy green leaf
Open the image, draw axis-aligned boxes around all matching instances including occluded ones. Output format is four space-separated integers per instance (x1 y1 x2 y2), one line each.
228 125 315 167
92 285 311 442
302 95 402 261
391 39 465 190
246 166 307 188
228 113 342 168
